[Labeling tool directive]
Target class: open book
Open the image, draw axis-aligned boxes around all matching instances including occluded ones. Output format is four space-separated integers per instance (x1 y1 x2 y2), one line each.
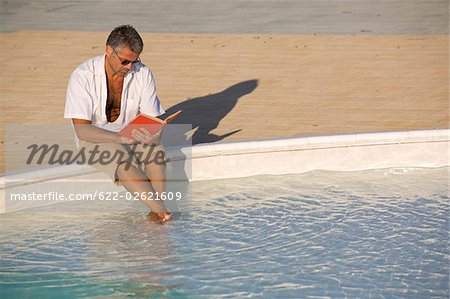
119 110 182 139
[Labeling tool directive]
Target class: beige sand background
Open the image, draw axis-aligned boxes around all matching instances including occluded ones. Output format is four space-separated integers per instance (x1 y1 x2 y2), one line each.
0 31 448 172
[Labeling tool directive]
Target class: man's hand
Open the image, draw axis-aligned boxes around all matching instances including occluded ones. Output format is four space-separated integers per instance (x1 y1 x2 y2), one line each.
116 135 138 144
132 128 162 145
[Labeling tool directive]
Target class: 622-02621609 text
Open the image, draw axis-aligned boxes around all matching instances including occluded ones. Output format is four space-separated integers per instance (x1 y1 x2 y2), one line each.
94 191 182 201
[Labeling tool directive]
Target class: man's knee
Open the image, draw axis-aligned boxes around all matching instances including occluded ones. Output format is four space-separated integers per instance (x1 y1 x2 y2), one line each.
140 144 167 166
116 162 138 176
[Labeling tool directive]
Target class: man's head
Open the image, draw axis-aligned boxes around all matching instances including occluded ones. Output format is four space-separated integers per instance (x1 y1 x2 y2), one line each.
105 25 143 76
106 24 143 53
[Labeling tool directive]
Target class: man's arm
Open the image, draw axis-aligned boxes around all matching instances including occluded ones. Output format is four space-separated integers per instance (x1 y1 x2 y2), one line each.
72 119 135 144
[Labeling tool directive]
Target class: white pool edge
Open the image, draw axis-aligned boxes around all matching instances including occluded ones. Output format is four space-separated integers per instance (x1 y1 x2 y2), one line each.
1 129 449 212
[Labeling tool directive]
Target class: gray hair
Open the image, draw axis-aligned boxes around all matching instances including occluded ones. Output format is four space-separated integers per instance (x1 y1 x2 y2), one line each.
106 25 144 53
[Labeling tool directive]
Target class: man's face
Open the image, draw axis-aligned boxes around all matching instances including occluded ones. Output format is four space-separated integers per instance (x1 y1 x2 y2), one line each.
105 45 140 76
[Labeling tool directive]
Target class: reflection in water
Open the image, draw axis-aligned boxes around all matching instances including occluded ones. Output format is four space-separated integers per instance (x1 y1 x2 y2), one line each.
86 213 176 291
0 202 181 298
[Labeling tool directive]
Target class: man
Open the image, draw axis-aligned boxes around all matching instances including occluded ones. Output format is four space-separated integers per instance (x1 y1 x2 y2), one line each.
64 25 172 223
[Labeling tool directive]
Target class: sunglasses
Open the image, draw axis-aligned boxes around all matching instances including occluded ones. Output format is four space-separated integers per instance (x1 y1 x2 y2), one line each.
112 47 141 66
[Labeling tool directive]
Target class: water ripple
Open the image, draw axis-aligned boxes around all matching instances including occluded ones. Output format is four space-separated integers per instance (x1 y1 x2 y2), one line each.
0 167 448 298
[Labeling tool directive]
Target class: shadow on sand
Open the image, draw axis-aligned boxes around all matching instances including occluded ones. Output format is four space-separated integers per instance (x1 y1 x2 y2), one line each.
164 79 258 144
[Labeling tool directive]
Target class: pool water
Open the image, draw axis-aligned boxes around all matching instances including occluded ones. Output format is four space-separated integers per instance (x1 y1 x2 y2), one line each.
1 167 448 298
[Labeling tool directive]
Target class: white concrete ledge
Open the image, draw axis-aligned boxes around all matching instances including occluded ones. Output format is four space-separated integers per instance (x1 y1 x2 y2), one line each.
180 129 450 160
1 129 449 213
186 129 449 180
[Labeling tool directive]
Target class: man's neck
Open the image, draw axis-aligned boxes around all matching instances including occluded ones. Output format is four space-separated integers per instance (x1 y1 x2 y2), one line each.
104 59 125 82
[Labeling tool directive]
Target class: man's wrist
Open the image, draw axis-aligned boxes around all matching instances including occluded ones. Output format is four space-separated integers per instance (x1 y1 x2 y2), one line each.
114 133 123 144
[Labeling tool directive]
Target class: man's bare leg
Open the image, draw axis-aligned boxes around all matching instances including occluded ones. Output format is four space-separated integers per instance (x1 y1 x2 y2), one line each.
116 163 172 223
145 160 165 194
144 159 170 222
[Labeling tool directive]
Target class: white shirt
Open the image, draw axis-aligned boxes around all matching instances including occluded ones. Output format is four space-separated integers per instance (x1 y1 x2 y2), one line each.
64 55 165 134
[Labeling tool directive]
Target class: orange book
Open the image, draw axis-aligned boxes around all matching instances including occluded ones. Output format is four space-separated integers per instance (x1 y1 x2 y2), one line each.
119 110 182 139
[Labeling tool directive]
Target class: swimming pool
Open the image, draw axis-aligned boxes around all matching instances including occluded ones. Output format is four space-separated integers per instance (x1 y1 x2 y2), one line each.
0 166 448 298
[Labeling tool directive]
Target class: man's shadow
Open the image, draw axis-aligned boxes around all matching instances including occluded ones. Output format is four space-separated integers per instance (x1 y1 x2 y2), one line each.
163 79 258 144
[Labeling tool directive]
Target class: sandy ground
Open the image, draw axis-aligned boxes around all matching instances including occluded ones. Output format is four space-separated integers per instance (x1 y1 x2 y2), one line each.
0 31 448 172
